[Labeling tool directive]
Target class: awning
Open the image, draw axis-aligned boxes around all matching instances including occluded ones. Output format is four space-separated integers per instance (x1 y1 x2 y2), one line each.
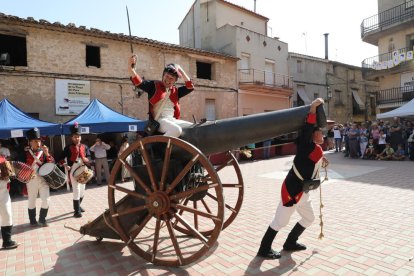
352 90 365 110
297 87 311 105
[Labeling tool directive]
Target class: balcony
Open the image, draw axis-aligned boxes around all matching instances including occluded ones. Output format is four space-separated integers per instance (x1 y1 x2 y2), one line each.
375 86 414 106
361 0 414 44
362 46 413 68
239 69 293 89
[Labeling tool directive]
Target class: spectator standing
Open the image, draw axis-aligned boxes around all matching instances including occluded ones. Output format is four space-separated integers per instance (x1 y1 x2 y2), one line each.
90 138 111 186
389 117 404 151
333 125 342 152
359 124 369 158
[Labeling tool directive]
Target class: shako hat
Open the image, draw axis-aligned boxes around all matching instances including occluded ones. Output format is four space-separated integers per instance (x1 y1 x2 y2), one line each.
70 122 81 135
26 128 41 141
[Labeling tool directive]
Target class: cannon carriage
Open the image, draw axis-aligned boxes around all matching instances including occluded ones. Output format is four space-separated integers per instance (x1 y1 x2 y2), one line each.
80 104 326 266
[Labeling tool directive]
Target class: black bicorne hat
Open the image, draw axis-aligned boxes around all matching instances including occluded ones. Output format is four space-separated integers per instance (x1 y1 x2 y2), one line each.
70 122 81 135
26 128 41 141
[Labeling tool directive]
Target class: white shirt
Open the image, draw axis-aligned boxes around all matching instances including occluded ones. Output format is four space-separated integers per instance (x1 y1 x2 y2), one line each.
333 129 341 139
90 142 110 158
153 89 175 119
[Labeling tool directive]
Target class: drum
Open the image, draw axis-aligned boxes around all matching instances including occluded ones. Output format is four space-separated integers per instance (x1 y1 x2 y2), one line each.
10 161 35 183
73 165 94 184
38 163 67 190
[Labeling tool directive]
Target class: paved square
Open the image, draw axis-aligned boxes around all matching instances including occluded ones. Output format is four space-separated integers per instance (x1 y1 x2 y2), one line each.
1 151 414 275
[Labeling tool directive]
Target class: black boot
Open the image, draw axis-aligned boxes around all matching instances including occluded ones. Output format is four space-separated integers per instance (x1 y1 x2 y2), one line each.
73 200 82 218
38 208 49 227
79 197 85 213
28 208 38 226
1 226 18 249
283 222 307 251
257 226 281 259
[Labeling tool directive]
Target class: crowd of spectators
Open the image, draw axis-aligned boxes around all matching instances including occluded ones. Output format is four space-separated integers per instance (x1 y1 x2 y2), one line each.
326 117 414 161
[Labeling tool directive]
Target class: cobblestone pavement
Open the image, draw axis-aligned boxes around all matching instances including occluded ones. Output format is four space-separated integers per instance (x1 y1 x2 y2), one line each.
1 151 414 275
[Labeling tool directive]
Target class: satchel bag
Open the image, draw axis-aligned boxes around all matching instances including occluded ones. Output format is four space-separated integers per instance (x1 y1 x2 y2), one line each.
144 118 160 135
302 179 321 193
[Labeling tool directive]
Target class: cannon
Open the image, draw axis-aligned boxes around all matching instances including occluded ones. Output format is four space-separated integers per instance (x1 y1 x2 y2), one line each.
79 104 326 266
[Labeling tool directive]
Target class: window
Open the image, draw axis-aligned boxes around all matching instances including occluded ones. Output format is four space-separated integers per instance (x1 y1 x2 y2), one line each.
265 59 275 85
205 99 216 121
240 53 250 72
407 34 414 50
313 93 319 100
296 60 303 73
27 113 39 119
86 45 101 68
0 34 27 66
196 61 212 80
334 90 342 104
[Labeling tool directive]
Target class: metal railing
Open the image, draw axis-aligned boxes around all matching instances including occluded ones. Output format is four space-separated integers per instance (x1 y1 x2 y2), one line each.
362 46 413 68
239 69 293 89
375 86 414 105
361 0 414 37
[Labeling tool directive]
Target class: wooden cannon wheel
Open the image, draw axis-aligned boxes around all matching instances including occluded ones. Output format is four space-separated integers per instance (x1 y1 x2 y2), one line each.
173 151 244 236
108 136 224 266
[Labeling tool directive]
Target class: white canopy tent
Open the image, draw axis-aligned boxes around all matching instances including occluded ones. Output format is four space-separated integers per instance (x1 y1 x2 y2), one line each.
376 98 414 119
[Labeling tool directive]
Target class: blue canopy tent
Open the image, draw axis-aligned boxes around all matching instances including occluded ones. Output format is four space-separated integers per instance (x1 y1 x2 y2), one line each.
0 98 62 139
62 99 145 135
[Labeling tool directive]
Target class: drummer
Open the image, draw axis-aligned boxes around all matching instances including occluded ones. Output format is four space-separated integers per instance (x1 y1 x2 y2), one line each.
58 123 91 218
0 156 18 249
24 128 54 227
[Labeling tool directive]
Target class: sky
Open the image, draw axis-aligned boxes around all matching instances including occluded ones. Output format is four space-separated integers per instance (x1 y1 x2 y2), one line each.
1 0 379 67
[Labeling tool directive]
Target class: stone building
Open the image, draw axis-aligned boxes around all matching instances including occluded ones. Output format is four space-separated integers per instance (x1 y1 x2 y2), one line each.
361 0 414 114
178 0 293 116
288 53 379 124
0 13 238 125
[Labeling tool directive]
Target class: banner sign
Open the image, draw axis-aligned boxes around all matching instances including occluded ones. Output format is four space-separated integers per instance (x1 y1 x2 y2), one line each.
55 79 91 115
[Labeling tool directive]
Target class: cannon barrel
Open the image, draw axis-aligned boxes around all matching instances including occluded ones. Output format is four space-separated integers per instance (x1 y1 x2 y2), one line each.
181 104 326 155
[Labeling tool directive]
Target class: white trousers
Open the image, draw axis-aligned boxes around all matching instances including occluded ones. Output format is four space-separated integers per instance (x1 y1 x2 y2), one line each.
70 162 85 200
0 180 12 226
270 192 315 231
158 117 193 138
27 176 50 209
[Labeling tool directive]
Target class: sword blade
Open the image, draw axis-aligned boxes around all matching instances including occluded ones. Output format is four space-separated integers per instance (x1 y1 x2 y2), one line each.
126 5 134 54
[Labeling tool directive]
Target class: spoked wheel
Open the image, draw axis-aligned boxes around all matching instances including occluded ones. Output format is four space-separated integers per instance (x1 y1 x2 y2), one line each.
108 136 224 266
173 151 244 236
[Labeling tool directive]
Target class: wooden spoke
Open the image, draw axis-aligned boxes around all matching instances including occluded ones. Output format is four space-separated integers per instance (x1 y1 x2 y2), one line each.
109 185 147 201
160 139 172 191
165 154 200 195
151 219 162 263
139 140 158 192
193 201 198 230
221 183 243 188
174 213 208 246
172 203 220 221
111 205 148 218
164 214 184 266
123 161 152 194
207 192 237 213
201 199 212 214
170 183 219 201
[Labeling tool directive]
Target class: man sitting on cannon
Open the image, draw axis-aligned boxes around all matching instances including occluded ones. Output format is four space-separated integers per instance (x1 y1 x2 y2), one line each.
128 55 194 137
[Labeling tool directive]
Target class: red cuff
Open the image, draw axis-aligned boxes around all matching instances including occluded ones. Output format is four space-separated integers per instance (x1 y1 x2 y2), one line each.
185 80 194 89
307 113 316 124
130 75 142 86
